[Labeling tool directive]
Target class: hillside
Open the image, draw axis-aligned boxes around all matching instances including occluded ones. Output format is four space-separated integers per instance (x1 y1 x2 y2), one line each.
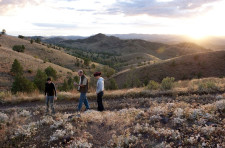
58 33 210 59
0 46 78 91
0 35 97 71
111 50 225 88
50 33 211 69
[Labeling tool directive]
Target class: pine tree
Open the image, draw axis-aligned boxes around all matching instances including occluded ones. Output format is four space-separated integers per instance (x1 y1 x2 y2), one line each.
34 69 47 92
108 79 118 90
10 59 23 76
45 66 57 80
11 75 36 94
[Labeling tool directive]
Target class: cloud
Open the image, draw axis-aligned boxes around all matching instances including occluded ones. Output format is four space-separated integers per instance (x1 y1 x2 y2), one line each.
107 0 221 17
0 0 42 15
32 23 77 29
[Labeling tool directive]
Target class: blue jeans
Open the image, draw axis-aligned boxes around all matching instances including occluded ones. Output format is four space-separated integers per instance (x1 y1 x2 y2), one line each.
46 96 55 113
78 93 90 111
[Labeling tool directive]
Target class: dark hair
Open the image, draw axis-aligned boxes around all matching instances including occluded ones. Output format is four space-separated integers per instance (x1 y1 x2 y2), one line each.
94 72 101 77
47 77 52 81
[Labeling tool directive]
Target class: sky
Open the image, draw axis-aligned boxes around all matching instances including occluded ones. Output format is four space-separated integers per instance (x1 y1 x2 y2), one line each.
0 0 225 39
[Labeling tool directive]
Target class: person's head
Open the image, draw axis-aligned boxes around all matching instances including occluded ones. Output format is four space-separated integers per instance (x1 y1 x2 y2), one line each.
47 77 52 84
78 70 84 76
94 72 101 79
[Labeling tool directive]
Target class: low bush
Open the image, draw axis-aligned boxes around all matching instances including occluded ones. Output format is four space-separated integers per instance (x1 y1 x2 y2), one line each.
198 81 218 91
12 45 25 52
147 80 160 90
161 77 175 90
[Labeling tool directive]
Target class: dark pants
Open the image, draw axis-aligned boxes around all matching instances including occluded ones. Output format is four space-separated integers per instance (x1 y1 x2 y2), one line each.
97 91 104 111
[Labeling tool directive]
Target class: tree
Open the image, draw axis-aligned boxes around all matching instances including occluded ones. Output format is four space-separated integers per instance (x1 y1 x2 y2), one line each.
10 59 23 76
74 76 79 83
45 66 57 80
11 75 36 94
108 79 118 90
91 64 96 69
18 35 24 39
1 29 6 35
34 69 47 92
103 66 115 78
60 79 69 91
67 77 74 90
84 58 91 66
12 45 25 52
30 39 33 44
35 38 41 44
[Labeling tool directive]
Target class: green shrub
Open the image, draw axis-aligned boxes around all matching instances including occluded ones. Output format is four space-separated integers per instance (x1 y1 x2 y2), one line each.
10 59 23 76
11 75 36 94
30 39 33 44
84 58 91 66
198 81 218 91
12 45 25 52
27 69 33 74
91 64 96 69
45 66 57 80
18 35 24 39
147 80 160 90
34 69 47 92
161 77 175 90
59 80 69 91
108 79 118 90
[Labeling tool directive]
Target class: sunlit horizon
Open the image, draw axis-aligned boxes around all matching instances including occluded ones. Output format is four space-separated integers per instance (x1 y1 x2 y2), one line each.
1 0 225 39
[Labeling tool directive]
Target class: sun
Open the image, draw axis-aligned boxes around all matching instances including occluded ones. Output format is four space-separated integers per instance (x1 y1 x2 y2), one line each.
187 32 208 40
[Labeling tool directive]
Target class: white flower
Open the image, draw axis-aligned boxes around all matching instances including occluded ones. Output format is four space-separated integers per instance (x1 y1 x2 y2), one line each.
174 108 184 118
50 129 66 141
173 118 185 125
0 112 9 123
201 125 215 135
215 99 225 110
216 95 223 100
19 110 31 117
50 120 64 129
68 139 93 148
187 136 196 144
40 116 54 125
149 115 162 122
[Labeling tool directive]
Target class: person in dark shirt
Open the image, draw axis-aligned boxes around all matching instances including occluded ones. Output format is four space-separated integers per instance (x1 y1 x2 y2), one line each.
45 77 57 114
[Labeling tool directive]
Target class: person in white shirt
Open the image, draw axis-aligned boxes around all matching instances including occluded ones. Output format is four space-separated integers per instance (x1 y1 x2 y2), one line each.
94 72 104 111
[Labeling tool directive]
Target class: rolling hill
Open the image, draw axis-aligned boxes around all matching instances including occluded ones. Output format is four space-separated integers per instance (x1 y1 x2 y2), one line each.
111 50 225 88
49 33 211 69
0 35 99 71
0 34 101 91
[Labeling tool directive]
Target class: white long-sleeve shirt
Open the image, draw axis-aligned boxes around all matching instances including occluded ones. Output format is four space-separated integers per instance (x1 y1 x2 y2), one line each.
96 77 104 94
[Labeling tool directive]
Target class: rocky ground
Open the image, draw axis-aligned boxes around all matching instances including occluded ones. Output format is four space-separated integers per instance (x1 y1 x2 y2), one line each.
0 92 225 148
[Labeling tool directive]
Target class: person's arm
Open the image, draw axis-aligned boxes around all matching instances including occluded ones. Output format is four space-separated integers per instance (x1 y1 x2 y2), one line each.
53 83 57 97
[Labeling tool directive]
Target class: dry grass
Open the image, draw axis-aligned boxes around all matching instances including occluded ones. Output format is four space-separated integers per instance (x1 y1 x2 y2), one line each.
0 46 77 90
1 77 224 104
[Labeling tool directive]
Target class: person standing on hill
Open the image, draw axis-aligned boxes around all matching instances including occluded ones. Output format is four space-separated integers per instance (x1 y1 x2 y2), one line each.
45 77 57 115
74 70 90 112
94 72 104 111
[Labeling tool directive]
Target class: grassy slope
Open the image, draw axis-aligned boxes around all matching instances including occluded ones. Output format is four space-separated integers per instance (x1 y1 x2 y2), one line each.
112 50 225 88
0 46 76 90
0 35 100 71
